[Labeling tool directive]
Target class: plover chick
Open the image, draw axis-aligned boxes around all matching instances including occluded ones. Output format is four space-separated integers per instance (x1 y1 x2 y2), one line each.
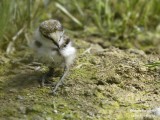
30 19 76 94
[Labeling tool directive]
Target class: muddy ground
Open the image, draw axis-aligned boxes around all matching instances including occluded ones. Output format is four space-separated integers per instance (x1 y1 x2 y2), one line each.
0 38 160 120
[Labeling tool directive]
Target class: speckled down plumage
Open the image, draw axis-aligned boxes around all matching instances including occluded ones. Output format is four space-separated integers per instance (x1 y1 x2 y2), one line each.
30 19 76 68
39 19 63 36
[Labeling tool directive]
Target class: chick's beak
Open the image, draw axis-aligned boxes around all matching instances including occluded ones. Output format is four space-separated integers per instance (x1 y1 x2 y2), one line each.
49 33 60 49
55 42 60 49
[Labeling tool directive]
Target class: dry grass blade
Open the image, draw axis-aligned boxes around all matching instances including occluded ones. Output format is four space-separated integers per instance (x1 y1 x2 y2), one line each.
55 2 83 27
6 26 26 54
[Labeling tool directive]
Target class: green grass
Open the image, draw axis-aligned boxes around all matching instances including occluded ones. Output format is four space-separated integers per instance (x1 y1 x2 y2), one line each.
0 0 10 38
0 0 160 53
146 61 160 68
56 0 160 34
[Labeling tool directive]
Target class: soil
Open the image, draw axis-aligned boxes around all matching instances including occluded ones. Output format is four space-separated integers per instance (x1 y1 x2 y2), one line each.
0 37 160 120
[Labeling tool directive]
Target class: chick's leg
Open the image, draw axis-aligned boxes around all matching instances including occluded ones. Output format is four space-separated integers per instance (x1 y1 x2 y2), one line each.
41 67 54 87
52 66 69 94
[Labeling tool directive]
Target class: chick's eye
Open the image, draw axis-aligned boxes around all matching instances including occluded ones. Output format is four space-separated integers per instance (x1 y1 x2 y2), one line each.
58 36 62 41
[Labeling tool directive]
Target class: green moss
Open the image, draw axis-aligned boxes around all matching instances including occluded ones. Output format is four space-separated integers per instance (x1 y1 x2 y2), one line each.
0 42 159 119
0 63 12 75
116 112 135 120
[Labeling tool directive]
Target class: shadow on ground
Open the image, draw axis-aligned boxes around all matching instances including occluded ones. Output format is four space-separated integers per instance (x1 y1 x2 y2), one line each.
3 72 41 91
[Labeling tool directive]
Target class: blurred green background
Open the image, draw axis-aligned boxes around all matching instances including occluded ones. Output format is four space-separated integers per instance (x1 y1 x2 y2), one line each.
0 0 160 54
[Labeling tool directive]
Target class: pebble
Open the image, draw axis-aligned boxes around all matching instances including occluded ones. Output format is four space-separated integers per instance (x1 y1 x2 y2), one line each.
46 117 52 120
9 88 18 93
31 115 44 120
17 95 24 100
139 66 148 72
53 109 58 114
96 85 105 92
151 107 160 116
18 106 26 114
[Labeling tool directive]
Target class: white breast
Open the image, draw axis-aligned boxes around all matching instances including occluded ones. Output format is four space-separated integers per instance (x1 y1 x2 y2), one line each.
60 42 76 67
30 29 76 67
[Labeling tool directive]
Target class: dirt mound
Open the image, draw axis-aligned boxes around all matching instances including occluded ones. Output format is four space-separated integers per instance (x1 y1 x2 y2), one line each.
0 41 159 119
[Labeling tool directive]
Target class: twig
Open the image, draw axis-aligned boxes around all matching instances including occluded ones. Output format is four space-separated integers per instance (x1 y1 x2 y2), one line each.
6 26 26 54
12 26 26 41
75 63 90 69
82 46 92 55
25 33 31 47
